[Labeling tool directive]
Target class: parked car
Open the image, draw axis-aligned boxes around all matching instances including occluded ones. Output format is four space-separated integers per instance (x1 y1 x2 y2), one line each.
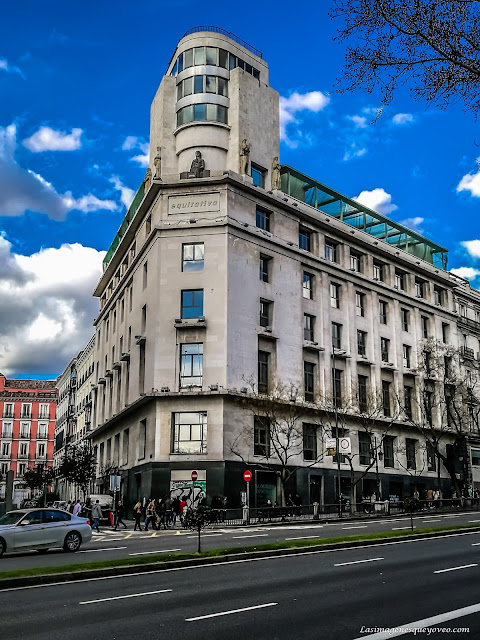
0 508 92 556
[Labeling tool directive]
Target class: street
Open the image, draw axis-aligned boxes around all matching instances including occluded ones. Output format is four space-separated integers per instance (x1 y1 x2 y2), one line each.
1 530 480 639
1 510 479 572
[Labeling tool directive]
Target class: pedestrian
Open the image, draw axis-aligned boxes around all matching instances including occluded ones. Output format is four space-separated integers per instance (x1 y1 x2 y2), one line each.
90 500 102 533
165 495 173 526
73 500 82 516
474 488 480 507
426 488 434 508
114 500 128 530
156 498 167 530
180 495 188 525
172 496 180 526
145 499 156 531
133 501 143 531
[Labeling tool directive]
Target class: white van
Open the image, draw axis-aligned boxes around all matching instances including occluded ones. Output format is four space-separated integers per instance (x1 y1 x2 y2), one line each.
88 494 114 510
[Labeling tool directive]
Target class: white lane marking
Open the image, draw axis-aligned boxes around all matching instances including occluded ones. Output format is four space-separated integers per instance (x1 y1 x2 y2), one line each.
352 601 480 640
334 557 384 567
392 527 415 531
285 536 321 541
445 515 461 518
129 549 181 556
4 530 480 592
186 602 277 621
342 526 368 530
79 547 127 553
232 534 269 539
80 589 172 605
434 563 478 574
187 534 223 539
469 520 480 523
471 543 480 546
422 520 444 524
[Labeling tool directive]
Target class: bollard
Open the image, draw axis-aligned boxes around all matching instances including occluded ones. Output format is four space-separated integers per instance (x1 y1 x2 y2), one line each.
313 501 319 520
243 505 250 525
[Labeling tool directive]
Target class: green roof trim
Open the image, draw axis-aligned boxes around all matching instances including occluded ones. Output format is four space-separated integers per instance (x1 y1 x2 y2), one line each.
280 165 448 269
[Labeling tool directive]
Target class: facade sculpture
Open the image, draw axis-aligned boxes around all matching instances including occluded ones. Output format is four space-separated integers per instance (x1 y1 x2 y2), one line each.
143 167 152 192
271 156 281 190
154 146 162 179
189 151 205 178
239 139 251 175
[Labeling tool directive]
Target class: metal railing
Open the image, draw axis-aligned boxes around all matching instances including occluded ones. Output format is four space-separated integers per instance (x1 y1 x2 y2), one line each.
181 26 263 58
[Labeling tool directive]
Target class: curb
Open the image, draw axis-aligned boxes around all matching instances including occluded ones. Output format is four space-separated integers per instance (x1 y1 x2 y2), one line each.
1 526 479 590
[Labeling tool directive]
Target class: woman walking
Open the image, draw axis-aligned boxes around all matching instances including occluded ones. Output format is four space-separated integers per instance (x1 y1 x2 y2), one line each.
133 501 143 531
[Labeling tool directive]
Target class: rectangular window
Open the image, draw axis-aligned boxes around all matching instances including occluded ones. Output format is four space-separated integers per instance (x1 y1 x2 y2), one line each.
403 344 411 368
415 279 424 298
381 337 390 362
180 343 203 387
3 403 13 418
330 283 340 308
357 330 367 356
472 450 480 467
359 432 371 465
442 323 449 344
350 251 362 272
382 380 391 417
21 404 31 419
218 77 228 97
303 272 313 299
401 308 409 332
303 423 317 461
332 322 342 349
18 463 26 477
256 207 270 231
383 436 395 468
260 255 271 283
434 286 444 307
395 271 405 290
425 390 433 425
37 443 46 458
304 314 315 341
358 374 368 412
194 74 203 93
325 241 338 262
355 292 365 317
251 164 266 188
206 46 217 65
181 290 204 319
182 243 204 271
20 423 30 438
379 300 388 324
332 368 342 407
421 315 429 338
299 227 312 251
254 416 270 456
138 419 146 460
172 412 207 454
304 362 315 402
426 441 436 471
258 351 269 394
406 438 417 470
143 261 148 289
38 404 49 419
1 442 10 457
404 386 413 419
260 300 272 327
123 429 129 465
19 442 28 456
205 75 216 93
373 262 384 281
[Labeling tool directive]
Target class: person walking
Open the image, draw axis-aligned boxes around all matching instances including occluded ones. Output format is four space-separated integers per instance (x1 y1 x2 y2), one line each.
114 500 128 530
73 500 82 516
180 495 188 525
90 500 103 533
133 501 143 531
145 499 156 531
165 495 173 527
172 496 180 526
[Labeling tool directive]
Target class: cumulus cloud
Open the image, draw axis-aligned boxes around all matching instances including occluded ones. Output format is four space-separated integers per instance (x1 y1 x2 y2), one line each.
346 114 368 129
0 123 117 220
353 188 398 215
450 266 480 281
461 240 480 259
110 176 135 209
279 91 330 148
399 217 424 233
0 238 104 375
392 113 415 125
23 126 83 152
0 57 23 77
457 170 480 197
122 135 149 167
343 145 367 161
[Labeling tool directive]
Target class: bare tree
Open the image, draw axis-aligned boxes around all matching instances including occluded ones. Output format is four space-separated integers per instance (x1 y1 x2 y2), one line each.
330 0 480 118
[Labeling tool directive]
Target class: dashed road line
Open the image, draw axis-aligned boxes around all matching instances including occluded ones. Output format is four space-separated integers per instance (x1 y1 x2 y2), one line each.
434 563 478 574
186 602 278 621
334 557 384 567
80 547 127 553
80 589 172 605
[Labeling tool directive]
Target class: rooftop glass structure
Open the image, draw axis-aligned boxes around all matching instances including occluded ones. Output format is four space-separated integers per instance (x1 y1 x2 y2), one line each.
280 166 448 269
103 181 145 269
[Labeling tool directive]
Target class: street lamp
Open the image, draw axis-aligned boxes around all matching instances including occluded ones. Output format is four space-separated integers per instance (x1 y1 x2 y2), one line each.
372 436 383 500
332 351 342 518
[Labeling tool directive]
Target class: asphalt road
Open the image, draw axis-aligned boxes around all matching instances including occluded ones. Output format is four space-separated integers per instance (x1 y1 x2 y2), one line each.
1 509 480 572
2 531 480 639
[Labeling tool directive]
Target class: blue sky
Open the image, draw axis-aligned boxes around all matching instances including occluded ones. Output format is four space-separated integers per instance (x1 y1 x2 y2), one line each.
1 0 479 377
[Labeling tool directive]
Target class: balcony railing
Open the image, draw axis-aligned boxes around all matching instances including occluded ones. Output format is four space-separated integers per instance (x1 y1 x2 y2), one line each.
0 453 11 460
461 346 475 360
458 316 480 332
19 431 30 439
36 432 48 440
20 413 32 419
1 431 12 439
17 452 29 459
2 411 14 418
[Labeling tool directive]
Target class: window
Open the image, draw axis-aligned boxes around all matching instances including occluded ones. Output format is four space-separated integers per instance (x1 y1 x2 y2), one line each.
382 380 391 416
129 284 133 312
181 290 204 319
3 403 13 418
38 404 49 419
332 323 342 349
172 412 207 454
415 279 424 298
254 416 270 456
304 362 315 402
303 423 317 461
434 286 444 307
330 283 340 308
459 304 467 318
395 271 405 290
145 215 151 235
299 227 312 251
401 309 409 332
442 323 449 344
403 345 411 368
141 305 147 334
350 251 362 272
358 374 368 412
21 404 31 419
357 330 367 356
383 436 395 468
379 300 388 324
251 164 266 188
182 243 204 271
421 315 429 339
256 207 270 231
472 450 480 467
1 422 12 438
304 314 315 341
258 351 269 394
325 241 338 262
426 441 436 471
260 255 271 283
19 442 28 456
303 272 313 299
380 337 390 362
1 442 10 457
18 463 26 477
260 300 272 327
425 390 433 425
37 443 46 458
406 438 417 470
37 423 48 439
355 292 365 317
123 429 129 465
120 299 125 323
20 423 30 438
180 343 203 387
176 103 228 126
373 262 384 281
138 419 146 460
143 261 148 289
359 432 371 465
332 368 342 407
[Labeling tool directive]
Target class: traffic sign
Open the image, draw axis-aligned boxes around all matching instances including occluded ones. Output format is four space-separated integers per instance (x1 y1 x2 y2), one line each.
191 470 198 481
243 470 252 482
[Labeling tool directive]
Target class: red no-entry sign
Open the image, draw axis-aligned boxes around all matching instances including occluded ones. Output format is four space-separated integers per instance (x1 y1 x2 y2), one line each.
191 470 198 481
243 470 252 482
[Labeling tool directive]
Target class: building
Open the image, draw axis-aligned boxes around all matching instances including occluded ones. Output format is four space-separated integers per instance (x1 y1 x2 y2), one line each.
75 27 480 509
0 374 57 504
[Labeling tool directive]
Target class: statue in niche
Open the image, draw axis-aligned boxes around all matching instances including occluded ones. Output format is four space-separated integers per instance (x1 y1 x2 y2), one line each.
189 150 205 178
239 139 251 175
143 167 152 192
154 146 162 179
271 156 281 190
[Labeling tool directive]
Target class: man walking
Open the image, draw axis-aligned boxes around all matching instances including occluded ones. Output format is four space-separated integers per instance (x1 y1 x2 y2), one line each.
114 500 128 530
91 500 103 533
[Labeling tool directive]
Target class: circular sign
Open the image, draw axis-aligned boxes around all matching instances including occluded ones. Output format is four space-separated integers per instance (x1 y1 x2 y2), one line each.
191 470 198 481
243 470 252 482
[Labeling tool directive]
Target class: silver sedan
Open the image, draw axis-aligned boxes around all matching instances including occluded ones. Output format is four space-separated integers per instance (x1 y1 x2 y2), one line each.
0 508 92 556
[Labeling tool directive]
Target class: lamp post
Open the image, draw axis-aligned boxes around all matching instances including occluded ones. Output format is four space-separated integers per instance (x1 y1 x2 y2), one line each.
373 436 383 500
332 351 342 518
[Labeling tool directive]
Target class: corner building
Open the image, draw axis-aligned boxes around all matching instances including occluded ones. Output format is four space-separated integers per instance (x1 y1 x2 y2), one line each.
89 27 474 508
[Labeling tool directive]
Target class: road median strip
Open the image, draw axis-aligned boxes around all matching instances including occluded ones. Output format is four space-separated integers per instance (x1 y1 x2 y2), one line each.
1 523 479 590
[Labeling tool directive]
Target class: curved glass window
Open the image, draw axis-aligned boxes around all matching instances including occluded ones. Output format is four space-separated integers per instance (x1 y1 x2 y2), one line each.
177 75 228 99
171 47 260 79
177 104 228 127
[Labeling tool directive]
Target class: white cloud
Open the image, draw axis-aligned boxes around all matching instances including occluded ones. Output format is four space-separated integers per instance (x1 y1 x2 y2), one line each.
346 114 368 129
122 135 150 167
122 136 140 151
0 237 104 375
392 113 415 125
450 266 480 281
0 57 23 76
457 170 480 197
110 176 135 209
279 91 330 147
343 145 367 162
461 240 480 259
399 216 424 233
23 126 83 152
353 188 398 215
0 123 117 220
